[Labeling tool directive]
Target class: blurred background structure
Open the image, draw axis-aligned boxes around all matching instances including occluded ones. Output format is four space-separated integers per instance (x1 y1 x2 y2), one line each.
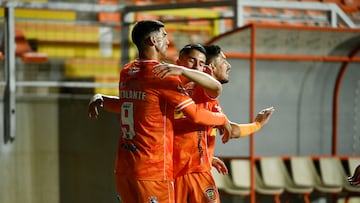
0 0 360 203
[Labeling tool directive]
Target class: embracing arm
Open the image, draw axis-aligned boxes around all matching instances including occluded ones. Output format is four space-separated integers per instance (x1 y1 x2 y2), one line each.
179 100 232 143
153 63 222 98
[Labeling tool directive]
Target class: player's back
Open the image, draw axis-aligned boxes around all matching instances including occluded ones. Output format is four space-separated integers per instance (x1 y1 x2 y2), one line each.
115 59 175 181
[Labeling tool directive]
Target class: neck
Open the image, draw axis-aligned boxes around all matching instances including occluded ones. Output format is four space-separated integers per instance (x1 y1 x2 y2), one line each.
138 47 161 61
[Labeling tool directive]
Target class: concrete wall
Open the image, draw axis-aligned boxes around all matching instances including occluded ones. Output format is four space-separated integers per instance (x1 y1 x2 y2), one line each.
58 98 119 203
0 97 59 203
0 97 120 203
214 59 360 157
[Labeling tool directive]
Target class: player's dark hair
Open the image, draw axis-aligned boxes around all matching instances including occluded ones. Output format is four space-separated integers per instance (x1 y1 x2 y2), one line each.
179 44 207 58
131 20 165 48
204 45 221 65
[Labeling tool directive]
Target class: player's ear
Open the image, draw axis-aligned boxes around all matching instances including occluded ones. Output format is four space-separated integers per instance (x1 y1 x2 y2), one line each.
208 63 216 72
146 35 157 46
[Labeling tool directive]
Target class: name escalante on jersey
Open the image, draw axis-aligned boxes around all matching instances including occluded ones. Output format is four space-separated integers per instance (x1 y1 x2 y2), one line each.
120 90 146 101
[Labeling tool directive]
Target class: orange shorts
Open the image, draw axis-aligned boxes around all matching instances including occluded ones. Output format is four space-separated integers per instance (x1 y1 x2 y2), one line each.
175 172 220 203
115 175 175 203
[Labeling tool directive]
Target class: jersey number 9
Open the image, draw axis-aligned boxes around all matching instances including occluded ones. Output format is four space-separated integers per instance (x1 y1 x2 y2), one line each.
121 102 135 140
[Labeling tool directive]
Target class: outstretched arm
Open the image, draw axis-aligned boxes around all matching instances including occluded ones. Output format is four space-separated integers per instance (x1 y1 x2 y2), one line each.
230 106 275 139
88 94 120 119
153 63 222 98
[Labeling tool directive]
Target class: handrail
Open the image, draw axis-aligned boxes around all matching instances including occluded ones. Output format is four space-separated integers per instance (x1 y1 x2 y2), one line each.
236 0 358 28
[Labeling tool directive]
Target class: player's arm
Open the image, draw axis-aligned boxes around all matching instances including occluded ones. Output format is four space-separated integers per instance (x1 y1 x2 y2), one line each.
230 107 275 138
176 98 227 126
153 63 222 98
177 99 232 143
161 76 231 142
88 94 120 119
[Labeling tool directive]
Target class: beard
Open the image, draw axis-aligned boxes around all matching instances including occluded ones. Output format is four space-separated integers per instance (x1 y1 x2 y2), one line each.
220 79 229 84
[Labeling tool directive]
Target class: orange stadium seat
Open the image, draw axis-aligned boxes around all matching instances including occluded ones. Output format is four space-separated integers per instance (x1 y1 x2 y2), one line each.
283 20 308 27
243 7 253 14
305 9 325 19
97 0 121 23
282 9 302 17
322 0 341 3
340 0 359 13
258 19 284 25
300 0 321 2
15 28 48 63
15 28 32 57
259 7 278 16
21 52 48 63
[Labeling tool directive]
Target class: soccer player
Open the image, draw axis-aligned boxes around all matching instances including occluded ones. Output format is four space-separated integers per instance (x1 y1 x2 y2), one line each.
87 20 232 203
153 44 274 203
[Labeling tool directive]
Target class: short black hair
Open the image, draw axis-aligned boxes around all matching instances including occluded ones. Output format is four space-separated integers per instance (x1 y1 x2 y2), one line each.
131 20 165 48
204 45 221 65
179 44 207 58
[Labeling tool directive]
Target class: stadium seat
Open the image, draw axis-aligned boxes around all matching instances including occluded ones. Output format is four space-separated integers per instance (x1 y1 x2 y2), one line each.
21 52 48 63
259 157 313 203
318 157 344 187
290 157 342 199
348 157 360 176
322 0 342 3
281 9 302 18
15 28 48 63
211 167 250 197
97 0 121 23
230 159 251 189
319 157 360 203
340 0 359 13
259 8 278 16
338 197 360 203
255 165 284 203
344 157 360 203
230 159 284 203
15 28 32 57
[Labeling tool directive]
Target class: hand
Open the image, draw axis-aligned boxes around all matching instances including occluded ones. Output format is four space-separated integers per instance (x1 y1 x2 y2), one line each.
255 106 275 126
153 63 185 79
221 119 232 144
88 94 103 119
348 164 360 186
203 65 213 76
212 157 228 175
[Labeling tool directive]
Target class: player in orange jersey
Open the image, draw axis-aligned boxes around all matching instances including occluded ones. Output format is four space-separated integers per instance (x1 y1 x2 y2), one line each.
88 20 232 203
153 44 274 203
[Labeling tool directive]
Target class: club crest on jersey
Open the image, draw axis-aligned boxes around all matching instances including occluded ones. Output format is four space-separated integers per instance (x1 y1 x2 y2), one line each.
148 196 159 203
128 66 140 75
204 187 216 201
177 85 189 96
213 104 222 112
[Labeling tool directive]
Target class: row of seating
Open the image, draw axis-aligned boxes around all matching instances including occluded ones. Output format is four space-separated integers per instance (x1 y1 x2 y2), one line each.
212 156 360 203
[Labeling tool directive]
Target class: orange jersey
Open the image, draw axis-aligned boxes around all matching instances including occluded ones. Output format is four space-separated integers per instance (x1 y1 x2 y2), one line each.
114 59 226 181
173 86 222 178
